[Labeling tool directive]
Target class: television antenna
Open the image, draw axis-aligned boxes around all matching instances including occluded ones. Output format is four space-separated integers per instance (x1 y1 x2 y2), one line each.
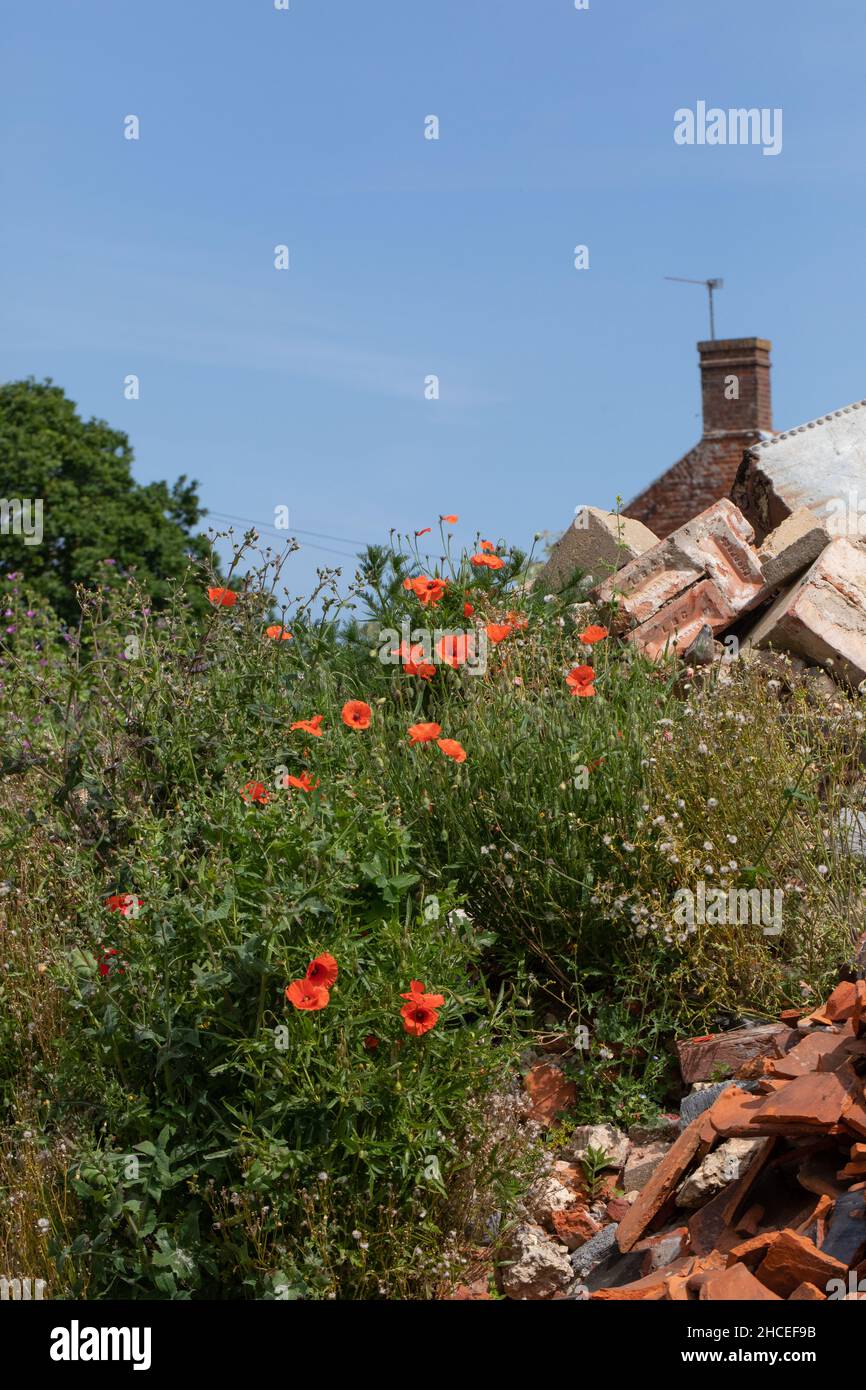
664 276 724 340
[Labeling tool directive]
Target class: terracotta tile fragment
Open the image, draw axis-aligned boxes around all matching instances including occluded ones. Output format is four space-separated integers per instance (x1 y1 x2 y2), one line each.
590 1257 693 1300
823 981 857 1022
746 1067 861 1130
751 1229 847 1299
523 1062 576 1125
699 1262 781 1301
616 1118 710 1253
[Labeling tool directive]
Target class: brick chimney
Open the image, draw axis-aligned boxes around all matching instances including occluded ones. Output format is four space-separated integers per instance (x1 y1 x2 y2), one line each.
698 337 772 436
623 336 774 538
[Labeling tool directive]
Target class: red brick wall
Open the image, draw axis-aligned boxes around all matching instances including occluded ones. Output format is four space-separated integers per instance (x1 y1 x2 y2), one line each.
623 435 757 538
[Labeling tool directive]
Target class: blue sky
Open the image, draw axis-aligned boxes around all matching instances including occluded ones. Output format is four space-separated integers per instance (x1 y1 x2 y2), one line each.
3 0 866 593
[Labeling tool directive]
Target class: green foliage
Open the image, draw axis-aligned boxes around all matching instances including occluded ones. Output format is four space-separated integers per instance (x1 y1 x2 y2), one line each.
0 379 212 625
0 519 862 1298
578 1146 613 1199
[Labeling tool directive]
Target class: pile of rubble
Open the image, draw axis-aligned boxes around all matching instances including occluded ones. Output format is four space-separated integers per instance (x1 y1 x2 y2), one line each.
542 402 866 686
495 980 866 1301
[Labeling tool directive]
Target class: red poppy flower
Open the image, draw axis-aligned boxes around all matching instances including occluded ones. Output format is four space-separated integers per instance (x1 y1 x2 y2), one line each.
403 576 447 607
240 780 270 804
400 979 446 1008
415 527 432 537
364 1035 379 1051
408 721 442 744
485 622 512 644
470 553 505 570
286 979 330 1011
437 737 467 763
437 633 475 668
463 601 474 618
105 893 142 917
401 1002 440 1036
565 665 596 698
342 700 372 729
291 715 324 737
306 952 338 988
440 514 458 524
391 642 435 680
285 771 320 792
480 540 495 552
578 625 609 645
207 587 237 608
265 624 292 641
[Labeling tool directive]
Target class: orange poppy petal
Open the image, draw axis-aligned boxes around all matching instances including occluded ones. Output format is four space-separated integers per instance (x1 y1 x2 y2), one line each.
437 738 466 764
341 700 372 729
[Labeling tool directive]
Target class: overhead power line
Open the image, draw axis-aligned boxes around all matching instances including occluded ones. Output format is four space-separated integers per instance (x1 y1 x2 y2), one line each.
205 510 369 549
204 511 365 560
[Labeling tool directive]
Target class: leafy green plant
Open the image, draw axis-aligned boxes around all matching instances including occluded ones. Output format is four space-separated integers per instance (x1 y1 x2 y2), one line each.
579 1146 613 1199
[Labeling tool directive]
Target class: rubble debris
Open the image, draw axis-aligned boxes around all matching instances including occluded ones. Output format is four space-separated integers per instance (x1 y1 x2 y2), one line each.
676 1022 795 1085
566 461 866 685
569 1221 620 1279
698 1263 781 1300
564 1123 629 1171
615 1118 710 1252
788 1281 826 1300
627 579 736 659
499 1223 574 1299
745 538 866 688
523 1174 577 1227
676 1137 767 1209
757 507 831 590
593 498 767 631
623 1141 671 1192
627 1115 680 1146
539 507 658 592
523 1061 577 1126
574 982 866 1301
679 1079 759 1128
551 1204 602 1250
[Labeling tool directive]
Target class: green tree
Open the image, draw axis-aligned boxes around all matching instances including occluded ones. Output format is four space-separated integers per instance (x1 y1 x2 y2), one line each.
0 378 213 624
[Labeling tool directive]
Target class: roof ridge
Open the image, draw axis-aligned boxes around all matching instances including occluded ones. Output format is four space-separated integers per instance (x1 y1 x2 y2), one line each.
749 399 866 452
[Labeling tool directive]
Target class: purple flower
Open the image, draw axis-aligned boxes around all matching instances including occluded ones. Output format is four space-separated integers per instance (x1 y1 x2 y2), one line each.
6 625 16 634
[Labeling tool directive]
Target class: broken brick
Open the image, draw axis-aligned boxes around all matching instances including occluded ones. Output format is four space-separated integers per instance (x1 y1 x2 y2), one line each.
523 1062 576 1126
757 507 831 590
594 498 765 628
745 538 866 688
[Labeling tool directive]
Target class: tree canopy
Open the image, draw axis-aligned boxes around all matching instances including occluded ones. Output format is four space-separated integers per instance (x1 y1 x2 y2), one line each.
0 378 213 624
